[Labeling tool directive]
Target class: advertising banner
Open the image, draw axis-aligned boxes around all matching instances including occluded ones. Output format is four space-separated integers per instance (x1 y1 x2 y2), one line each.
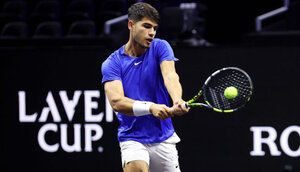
2 45 300 172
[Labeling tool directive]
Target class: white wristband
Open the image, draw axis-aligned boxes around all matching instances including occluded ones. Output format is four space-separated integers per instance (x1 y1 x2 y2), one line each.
132 101 154 116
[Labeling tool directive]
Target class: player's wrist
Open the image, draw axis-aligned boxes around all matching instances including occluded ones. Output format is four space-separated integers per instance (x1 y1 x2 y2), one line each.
132 100 154 116
149 103 154 114
173 98 184 105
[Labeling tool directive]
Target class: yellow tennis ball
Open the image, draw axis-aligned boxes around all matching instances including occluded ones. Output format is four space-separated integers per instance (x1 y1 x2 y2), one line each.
224 86 238 99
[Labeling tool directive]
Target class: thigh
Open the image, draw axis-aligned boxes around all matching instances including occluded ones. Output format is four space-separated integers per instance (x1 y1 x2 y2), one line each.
120 141 150 170
149 142 181 172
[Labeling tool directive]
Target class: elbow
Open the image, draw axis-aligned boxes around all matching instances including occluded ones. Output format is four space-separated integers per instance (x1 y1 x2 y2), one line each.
110 98 121 112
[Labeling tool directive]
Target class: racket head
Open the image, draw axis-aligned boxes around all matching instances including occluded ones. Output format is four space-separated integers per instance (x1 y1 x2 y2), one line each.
202 67 253 113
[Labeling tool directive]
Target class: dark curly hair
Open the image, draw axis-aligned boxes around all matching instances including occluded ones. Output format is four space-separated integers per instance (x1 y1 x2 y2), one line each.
128 2 160 24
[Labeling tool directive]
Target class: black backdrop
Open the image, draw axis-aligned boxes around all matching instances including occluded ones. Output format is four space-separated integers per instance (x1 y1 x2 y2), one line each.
1 42 300 172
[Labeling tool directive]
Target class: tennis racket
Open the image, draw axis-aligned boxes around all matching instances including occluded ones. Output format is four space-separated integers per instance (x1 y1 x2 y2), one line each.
184 67 253 113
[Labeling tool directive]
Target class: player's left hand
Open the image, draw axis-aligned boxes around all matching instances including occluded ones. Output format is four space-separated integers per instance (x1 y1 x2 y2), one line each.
171 100 190 116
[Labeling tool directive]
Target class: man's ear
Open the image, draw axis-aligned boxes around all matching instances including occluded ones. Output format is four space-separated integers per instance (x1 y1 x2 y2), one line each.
128 20 134 30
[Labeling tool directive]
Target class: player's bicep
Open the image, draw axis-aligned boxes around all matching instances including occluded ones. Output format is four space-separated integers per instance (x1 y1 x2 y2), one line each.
104 80 125 108
104 80 135 115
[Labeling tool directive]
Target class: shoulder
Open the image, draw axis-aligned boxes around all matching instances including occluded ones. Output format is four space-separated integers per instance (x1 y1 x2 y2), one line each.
151 38 177 63
152 38 173 51
102 48 123 72
102 47 123 66
152 38 170 47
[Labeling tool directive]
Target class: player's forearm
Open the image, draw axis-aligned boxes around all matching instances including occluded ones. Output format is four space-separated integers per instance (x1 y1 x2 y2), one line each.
163 72 183 103
111 97 172 119
109 96 135 115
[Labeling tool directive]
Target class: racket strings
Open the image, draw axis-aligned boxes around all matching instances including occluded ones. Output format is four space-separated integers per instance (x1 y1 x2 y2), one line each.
204 69 252 110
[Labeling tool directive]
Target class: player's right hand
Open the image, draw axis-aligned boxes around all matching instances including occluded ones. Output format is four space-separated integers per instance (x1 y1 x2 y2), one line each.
171 100 190 116
150 104 173 120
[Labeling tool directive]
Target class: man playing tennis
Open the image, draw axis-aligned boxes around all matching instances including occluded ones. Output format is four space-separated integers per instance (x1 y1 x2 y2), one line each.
101 2 189 172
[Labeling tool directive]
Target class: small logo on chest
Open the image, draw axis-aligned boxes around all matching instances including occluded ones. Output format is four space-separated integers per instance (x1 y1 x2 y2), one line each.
134 61 143 66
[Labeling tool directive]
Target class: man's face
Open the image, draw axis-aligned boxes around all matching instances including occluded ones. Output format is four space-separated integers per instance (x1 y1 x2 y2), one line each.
130 17 158 49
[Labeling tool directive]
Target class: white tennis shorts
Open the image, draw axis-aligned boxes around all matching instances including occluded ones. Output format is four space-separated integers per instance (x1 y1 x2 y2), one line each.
119 133 181 172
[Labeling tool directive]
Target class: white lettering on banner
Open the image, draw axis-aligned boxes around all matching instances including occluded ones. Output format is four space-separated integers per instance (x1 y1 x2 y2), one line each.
19 91 38 122
84 90 104 122
250 126 300 157
280 126 300 157
84 124 103 152
18 90 114 153
38 123 103 153
39 91 61 122
38 123 59 152
105 94 113 122
250 126 281 156
61 124 81 152
59 90 82 121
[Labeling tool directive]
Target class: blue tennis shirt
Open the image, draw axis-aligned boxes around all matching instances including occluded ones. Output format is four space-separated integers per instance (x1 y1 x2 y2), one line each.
101 38 178 143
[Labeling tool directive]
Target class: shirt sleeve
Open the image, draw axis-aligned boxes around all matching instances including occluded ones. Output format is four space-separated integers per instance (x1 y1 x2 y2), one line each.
101 55 122 84
156 39 179 64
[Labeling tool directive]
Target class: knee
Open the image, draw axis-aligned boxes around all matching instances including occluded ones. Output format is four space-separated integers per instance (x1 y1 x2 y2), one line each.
124 160 148 172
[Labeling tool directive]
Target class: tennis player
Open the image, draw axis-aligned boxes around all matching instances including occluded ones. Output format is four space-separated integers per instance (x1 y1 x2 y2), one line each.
101 2 189 172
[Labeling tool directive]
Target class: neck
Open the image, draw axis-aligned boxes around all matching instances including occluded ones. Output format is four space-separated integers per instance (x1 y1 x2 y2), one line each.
124 38 147 57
